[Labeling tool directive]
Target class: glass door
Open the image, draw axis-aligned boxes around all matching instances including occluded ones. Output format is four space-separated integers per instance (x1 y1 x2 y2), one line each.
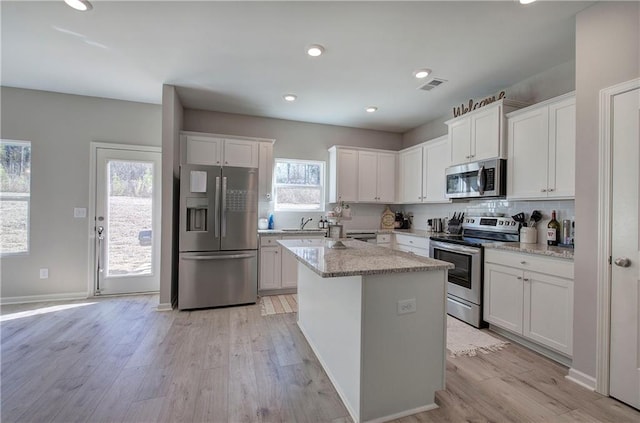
94 147 161 295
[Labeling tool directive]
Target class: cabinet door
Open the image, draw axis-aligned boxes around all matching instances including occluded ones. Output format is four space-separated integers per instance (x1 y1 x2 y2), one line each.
484 263 524 333
336 149 358 202
376 152 396 202
524 271 573 355
399 147 424 203
449 117 472 165
184 135 223 165
548 98 575 198
280 248 298 289
472 105 501 161
507 108 550 199
223 139 259 168
424 136 451 203
357 151 378 202
258 142 273 201
259 246 281 290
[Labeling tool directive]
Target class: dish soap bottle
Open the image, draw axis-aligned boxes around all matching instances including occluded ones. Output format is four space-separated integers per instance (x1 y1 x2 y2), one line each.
268 213 274 230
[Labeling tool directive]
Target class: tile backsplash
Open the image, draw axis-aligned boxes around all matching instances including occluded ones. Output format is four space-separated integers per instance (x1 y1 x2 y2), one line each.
262 199 576 244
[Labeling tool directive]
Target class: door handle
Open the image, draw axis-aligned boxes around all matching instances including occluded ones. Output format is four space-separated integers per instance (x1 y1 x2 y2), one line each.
221 176 228 238
614 257 631 268
214 176 220 238
477 165 486 195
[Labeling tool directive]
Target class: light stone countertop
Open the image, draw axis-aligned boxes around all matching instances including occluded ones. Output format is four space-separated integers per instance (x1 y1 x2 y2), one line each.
278 238 453 278
483 242 574 259
258 229 327 235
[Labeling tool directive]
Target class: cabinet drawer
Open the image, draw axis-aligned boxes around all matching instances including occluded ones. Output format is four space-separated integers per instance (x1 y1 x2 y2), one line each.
394 234 430 250
260 236 281 247
377 233 391 244
485 248 573 279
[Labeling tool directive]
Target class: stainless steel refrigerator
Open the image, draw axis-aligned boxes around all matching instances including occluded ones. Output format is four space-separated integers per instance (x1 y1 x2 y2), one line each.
178 164 258 310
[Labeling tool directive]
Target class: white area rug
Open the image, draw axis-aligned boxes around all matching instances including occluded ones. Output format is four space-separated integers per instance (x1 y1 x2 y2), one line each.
260 294 297 316
447 315 509 357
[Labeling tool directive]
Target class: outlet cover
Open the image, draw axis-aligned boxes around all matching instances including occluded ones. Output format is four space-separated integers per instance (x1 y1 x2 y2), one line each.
397 298 416 315
74 207 87 218
39 268 49 279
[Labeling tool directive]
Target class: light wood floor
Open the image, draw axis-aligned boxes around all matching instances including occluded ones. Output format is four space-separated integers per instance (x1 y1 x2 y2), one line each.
1 295 639 423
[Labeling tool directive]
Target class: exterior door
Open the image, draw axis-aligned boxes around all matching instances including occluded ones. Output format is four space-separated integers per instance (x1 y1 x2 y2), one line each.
95 147 161 295
609 85 640 408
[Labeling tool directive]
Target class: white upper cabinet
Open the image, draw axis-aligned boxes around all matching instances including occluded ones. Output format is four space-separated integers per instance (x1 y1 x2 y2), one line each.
507 93 575 200
446 99 526 166
181 133 261 168
223 138 259 167
329 147 358 203
329 146 396 204
398 136 450 204
358 151 396 203
258 141 274 201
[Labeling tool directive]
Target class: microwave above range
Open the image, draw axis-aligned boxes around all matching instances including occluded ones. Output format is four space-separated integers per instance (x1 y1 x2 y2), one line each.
445 158 506 199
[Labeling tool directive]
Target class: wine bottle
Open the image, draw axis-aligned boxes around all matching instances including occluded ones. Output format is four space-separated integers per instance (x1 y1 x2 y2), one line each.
547 210 560 246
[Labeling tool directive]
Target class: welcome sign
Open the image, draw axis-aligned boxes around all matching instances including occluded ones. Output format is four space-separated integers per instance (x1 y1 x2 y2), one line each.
453 91 506 118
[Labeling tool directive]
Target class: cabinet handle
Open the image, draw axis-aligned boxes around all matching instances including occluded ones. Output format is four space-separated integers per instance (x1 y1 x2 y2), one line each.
520 261 526 265
465 155 470 159
523 278 530 282
548 188 554 192
470 154 475 158
516 276 522 280
275 251 278 254
541 188 547 192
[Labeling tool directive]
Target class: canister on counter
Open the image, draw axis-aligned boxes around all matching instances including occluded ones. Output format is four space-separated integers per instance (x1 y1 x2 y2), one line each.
562 219 571 244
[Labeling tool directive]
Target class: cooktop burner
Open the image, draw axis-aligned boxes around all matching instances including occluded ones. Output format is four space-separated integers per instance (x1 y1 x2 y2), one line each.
429 215 520 247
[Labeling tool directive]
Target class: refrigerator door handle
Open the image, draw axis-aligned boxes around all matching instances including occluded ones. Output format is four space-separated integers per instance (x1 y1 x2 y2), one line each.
214 176 221 238
182 253 255 260
221 176 228 238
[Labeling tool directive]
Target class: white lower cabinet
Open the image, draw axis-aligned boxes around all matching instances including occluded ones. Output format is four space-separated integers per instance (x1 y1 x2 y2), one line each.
259 235 325 293
393 234 430 257
484 249 574 356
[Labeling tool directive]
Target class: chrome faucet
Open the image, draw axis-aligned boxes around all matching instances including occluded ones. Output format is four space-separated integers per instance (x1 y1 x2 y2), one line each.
300 217 313 230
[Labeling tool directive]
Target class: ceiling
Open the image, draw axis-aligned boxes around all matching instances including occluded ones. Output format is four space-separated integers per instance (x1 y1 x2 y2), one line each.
1 1 593 133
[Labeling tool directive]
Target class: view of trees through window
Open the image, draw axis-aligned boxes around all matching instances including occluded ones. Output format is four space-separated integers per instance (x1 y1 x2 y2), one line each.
274 159 324 210
0 140 31 254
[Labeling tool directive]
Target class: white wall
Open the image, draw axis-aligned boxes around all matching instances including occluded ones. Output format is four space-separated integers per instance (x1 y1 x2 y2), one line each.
402 60 576 148
0 87 161 301
572 1 639 380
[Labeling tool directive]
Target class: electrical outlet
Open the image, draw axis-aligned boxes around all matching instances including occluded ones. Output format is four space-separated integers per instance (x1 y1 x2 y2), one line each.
397 298 416 315
74 207 87 218
39 268 49 279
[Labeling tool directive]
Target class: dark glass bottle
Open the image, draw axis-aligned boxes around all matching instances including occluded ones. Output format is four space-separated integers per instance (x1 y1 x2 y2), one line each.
547 210 560 246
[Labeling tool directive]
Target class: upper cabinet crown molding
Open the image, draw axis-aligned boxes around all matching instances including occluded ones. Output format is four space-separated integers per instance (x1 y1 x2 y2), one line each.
446 98 528 166
506 92 576 200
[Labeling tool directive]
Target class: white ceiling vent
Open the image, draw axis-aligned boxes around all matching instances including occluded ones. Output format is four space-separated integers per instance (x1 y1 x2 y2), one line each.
418 78 447 91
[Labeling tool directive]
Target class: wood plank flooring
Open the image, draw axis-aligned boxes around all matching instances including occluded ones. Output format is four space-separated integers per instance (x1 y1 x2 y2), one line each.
1 295 639 422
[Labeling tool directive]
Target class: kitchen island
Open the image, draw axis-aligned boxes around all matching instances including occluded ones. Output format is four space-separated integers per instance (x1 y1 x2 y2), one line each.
279 239 453 423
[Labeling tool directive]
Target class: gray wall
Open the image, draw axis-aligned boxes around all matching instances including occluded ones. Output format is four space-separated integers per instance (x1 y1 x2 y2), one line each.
572 1 639 380
183 110 403 161
0 87 161 300
402 60 576 148
160 85 183 308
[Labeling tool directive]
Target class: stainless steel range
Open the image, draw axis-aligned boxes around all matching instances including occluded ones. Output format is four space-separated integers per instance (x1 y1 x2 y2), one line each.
429 216 519 327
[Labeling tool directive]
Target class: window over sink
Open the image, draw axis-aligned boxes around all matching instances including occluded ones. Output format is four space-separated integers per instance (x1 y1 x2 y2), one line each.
274 159 325 211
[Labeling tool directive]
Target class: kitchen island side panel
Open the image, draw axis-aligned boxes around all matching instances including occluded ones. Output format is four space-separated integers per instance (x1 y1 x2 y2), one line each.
296 263 363 421
361 270 447 422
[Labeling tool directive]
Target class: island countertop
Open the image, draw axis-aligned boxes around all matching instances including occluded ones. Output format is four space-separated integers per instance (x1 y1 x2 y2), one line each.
279 239 453 278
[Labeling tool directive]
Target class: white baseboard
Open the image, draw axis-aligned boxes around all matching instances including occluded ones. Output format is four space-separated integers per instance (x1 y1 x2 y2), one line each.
156 303 173 311
566 368 597 391
1 292 88 305
364 404 439 423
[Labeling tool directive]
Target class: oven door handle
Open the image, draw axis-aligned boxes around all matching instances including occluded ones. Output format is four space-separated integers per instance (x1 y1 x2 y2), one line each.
431 241 481 255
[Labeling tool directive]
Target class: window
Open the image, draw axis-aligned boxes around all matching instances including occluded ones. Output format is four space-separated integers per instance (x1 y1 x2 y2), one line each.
274 159 325 211
1 140 31 255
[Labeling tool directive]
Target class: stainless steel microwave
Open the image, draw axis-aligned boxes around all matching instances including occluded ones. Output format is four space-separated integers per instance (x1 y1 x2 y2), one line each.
445 158 506 199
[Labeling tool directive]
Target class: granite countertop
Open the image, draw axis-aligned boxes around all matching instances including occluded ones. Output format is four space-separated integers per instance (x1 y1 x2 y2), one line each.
483 242 574 259
278 238 453 278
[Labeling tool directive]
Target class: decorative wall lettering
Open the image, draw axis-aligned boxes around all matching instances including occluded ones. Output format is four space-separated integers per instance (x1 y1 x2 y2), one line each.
453 91 506 118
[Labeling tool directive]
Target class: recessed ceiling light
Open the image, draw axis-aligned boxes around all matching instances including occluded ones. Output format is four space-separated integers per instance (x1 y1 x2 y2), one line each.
413 68 432 79
283 94 297 102
519 0 536 4
64 0 93 11
365 107 378 113
307 44 325 57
